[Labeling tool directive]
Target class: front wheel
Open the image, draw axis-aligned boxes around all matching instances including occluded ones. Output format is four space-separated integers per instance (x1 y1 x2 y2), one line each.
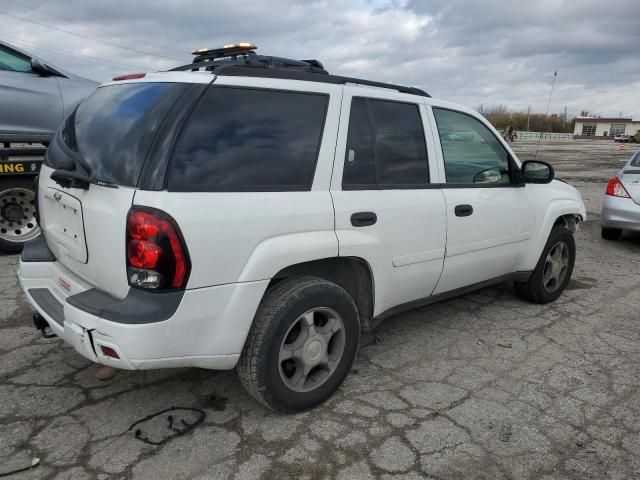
237 276 360 412
0 177 40 253
515 226 576 304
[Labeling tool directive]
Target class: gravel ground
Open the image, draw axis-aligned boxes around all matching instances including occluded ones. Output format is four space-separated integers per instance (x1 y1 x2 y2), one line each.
1 140 639 480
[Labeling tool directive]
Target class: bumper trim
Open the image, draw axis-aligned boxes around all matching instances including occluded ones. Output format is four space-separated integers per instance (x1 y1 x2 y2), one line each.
67 287 184 324
29 288 64 326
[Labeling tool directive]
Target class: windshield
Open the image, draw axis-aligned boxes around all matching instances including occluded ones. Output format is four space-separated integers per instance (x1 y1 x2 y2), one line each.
46 82 187 187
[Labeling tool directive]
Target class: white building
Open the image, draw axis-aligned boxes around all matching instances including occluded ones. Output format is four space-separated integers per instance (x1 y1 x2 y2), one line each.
574 116 640 139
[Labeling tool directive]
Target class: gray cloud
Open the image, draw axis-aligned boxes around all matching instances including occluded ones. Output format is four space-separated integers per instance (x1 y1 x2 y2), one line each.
2 0 638 117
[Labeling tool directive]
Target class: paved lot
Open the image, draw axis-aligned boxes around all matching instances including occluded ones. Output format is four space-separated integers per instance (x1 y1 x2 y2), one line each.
1 140 639 479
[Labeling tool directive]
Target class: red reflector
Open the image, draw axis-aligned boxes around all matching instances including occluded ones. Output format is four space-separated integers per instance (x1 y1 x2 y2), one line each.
112 73 146 81
127 239 161 268
100 345 120 359
605 177 630 198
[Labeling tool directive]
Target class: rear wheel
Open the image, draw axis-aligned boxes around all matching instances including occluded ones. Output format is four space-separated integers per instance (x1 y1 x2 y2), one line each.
0 178 40 253
601 227 622 240
237 276 360 412
515 226 575 304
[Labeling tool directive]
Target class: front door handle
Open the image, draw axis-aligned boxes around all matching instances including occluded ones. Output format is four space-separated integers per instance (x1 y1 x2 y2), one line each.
351 212 377 227
454 204 473 217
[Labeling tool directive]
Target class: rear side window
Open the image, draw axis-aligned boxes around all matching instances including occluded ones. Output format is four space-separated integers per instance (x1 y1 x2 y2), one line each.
47 82 188 187
169 87 328 192
343 98 429 189
631 151 640 167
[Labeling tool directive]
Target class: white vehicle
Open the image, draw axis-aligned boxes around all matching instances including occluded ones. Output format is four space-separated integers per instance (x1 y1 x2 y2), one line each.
614 134 630 143
19 45 586 412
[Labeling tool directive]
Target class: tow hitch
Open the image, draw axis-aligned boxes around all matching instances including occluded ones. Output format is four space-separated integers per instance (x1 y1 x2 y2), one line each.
33 312 56 338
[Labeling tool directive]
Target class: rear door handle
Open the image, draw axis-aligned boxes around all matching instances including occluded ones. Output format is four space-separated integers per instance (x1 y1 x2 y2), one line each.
351 212 377 227
454 204 473 217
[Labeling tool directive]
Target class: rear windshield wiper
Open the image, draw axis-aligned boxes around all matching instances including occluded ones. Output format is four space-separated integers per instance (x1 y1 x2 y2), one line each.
50 169 119 190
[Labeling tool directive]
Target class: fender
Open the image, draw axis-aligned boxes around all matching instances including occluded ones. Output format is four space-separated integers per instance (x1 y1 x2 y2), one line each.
237 231 339 283
516 197 586 271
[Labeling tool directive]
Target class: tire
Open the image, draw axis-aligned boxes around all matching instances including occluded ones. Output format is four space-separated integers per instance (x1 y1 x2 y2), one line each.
0 177 40 254
601 227 622 240
514 226 575 304
237 276 360 412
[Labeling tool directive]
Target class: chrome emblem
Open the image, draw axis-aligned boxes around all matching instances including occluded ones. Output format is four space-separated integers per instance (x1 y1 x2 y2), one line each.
53 191 62 201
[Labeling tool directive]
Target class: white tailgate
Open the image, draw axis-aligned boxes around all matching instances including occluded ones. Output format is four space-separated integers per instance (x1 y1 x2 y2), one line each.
39 165 135 299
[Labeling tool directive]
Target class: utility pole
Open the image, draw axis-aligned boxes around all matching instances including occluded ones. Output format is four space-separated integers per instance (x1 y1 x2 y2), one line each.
527 106 530 131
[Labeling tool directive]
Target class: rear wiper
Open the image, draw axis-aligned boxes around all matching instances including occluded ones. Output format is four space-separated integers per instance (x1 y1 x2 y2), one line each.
51 169 91 189
50 169 119 189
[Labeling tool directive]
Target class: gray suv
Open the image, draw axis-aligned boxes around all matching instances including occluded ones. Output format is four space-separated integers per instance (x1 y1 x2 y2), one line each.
0 40 97 252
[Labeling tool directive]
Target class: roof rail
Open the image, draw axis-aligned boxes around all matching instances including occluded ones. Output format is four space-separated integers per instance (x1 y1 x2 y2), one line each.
169 44 430 97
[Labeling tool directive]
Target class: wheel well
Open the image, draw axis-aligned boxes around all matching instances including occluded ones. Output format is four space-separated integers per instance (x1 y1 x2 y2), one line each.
268 257 375 332
553 214 581 233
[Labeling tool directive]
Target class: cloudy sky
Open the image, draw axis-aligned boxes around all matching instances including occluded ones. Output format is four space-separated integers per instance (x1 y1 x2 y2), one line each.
2 0 639 118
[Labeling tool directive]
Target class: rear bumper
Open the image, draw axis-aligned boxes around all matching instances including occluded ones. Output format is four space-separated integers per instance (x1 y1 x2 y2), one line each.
19 240 269 370
601 195 640 231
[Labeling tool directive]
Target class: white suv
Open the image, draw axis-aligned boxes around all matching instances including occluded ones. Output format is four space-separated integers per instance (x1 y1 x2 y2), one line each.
19 45 586 412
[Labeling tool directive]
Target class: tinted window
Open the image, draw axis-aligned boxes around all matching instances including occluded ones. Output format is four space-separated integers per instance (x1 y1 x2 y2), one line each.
343 98 376 187
630 151 640 167
47 82 187 187
0 46 31 72
169 87 328 192
343 98 429 189
433 108 511 185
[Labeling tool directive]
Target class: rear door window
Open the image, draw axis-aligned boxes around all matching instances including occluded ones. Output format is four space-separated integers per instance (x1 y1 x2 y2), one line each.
169 86 328 192
46 82 188 187
342 97 429 189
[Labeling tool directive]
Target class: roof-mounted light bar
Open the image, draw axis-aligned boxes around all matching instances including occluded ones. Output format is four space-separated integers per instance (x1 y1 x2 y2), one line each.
191 43 257 57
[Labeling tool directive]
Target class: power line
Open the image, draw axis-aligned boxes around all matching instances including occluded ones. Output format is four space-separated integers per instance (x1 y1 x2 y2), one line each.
0 10 182 62
0 34 144 71
6 0 186 56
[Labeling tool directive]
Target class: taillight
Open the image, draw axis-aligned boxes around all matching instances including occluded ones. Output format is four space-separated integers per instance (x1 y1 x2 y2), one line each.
605 177 630 198
113 73 146 81
126 208 190 290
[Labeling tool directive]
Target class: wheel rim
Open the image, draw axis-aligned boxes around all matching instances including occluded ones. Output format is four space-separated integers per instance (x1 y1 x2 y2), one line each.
542 241 570 292
278 307 346 393
0 187 40 244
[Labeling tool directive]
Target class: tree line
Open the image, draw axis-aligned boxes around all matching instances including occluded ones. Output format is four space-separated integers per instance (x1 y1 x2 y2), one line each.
476 105 575 133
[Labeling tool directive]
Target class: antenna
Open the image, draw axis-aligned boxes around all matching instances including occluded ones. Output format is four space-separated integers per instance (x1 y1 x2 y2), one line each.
534 70 557 161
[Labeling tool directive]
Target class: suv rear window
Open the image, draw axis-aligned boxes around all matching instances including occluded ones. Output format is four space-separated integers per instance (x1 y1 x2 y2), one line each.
168 86 328 192
46 82 187 187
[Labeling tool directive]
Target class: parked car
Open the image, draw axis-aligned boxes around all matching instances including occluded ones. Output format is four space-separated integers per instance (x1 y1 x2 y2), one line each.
18 44 586 412
0 40 97 252
614 134 630 143
601 150 640 240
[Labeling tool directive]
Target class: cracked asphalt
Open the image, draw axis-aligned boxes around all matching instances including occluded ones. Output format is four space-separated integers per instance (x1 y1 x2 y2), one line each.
1 140 639 479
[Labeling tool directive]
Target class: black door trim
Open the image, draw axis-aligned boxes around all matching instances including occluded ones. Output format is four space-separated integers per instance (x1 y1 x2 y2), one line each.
372 271 532 324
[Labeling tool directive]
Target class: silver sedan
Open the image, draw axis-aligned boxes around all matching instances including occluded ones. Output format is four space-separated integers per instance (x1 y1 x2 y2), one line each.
601 150 640 240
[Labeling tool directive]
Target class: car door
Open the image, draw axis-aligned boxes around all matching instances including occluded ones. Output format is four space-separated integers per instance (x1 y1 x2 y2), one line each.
331 87 447 316
0 44 62 139
428 106 535 294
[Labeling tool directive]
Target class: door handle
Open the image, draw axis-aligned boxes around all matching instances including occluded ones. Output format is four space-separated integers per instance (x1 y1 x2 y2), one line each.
454 204 473 217
351 212 377 227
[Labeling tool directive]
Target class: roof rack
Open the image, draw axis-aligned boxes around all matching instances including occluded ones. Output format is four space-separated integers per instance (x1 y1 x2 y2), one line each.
170 44 430 97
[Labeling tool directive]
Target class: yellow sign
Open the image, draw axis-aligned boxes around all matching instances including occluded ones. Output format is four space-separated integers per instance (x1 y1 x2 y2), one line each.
0 162 25 173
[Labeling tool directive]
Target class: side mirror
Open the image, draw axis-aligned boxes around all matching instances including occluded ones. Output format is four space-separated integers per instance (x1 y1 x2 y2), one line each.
31 58 54 76
521 160 554 184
